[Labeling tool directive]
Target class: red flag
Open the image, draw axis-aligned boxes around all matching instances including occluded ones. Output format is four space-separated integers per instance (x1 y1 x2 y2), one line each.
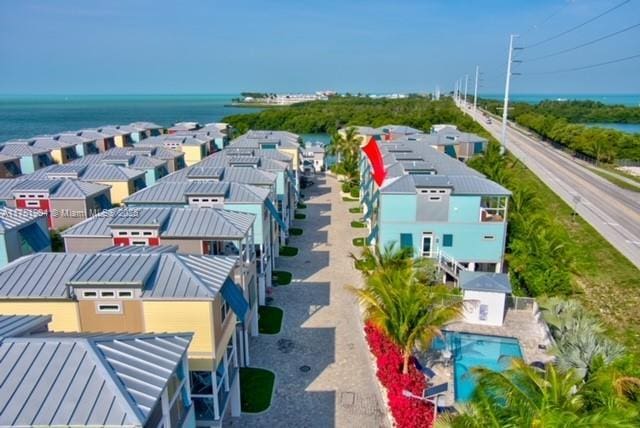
362 137 386 187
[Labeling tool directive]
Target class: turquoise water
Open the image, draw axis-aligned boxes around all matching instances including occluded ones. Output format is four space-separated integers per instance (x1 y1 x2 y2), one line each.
482 93 640 107
584 123 640 134
433 332 523 402
0 94 262 142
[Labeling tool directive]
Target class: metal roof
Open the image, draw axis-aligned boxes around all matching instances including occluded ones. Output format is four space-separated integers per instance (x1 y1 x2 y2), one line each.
0 253 91 299
32 137 77 149
0 142 52 156
0 333 191 426
459 271 512 293
0 315 51 339
0 208 47 232
100 245 179 254
63 207 254 239
379 174 510 196
11 178 110 199
0 252 239 301
80 164 146 181
129 121 163 131
221 167 276 186
124 181 268 205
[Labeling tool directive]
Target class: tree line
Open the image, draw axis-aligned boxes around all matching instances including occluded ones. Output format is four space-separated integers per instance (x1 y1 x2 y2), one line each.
479 99 640 162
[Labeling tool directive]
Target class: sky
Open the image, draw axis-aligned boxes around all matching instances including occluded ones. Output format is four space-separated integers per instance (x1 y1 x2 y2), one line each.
1 0 639 95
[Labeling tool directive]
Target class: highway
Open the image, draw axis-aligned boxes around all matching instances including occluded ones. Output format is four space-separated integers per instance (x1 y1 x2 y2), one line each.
458 102 640 269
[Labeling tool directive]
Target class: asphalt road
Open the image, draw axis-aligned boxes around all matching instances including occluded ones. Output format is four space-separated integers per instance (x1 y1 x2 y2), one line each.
459 102 640 269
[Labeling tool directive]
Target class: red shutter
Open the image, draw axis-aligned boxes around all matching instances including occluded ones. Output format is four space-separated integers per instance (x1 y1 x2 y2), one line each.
16 199 27 208
113 237 130 246
148 238 160 246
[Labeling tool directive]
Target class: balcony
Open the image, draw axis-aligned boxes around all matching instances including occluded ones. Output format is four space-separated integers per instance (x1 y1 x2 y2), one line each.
480 196 507 223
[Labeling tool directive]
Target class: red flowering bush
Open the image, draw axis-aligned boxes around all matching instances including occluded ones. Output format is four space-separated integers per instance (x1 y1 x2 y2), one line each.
365 322 434 428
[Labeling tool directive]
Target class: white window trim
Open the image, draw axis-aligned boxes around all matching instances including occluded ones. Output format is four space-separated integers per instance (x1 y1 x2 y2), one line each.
97 303 122 313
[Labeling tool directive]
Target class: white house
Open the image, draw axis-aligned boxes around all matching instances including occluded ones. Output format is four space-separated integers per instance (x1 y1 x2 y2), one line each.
459 271 511 327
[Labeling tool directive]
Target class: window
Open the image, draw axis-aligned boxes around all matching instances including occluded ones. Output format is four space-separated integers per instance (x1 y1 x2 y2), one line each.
220 298 229 324
143 231 152 236
483 235 495 241
131 231 140 236
480 196 508 222
26 201 40 207
100 291 115 298
97 304 121 313
428 196 441 201
442 234 453 247
192 198 200 202
131 240 146 245
400 233 413 250
82 291 97 298
118 291 133 298
118 231 127 236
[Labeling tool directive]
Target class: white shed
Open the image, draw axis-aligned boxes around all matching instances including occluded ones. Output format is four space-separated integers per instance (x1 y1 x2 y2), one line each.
459 271 511 327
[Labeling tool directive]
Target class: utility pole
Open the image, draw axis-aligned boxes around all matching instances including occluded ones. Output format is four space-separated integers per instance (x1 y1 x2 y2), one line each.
454 80 458 102
464 74 469 107
501 34 521 150
473 65 479 117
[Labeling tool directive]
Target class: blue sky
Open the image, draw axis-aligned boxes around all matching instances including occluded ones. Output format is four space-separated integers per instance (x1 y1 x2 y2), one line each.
1 0 639 95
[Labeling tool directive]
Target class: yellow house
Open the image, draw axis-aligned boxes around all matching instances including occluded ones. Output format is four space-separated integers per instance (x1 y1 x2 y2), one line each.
0 248 249 425
78 163 147 204
32 137 79 164
98 126 133 148
136 135 210 166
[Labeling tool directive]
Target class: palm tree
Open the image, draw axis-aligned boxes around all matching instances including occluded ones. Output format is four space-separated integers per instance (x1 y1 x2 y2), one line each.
355 269 462 374
328 127 362 183
437 360 640 427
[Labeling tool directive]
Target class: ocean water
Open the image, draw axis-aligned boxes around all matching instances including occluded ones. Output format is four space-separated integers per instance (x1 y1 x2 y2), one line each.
482 93 640 107
0 94 262 142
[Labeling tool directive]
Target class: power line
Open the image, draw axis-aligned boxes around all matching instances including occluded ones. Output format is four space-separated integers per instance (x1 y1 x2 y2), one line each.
522 0 631 49
522 0 575 37
523 52 640 75
524 22 640 62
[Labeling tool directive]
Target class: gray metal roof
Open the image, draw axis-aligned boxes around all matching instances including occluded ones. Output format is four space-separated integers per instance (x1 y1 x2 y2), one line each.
80 164 146 181
11 178 110 199
379 174 510 196
0 253 91 299
124 181 268 205
459 271 512 293
0 333 191 426
63 207 254 239
0 208 47 232
221 167 276 186
69 254 161 287
0 142 52 156
129 121 163 131
0 315 51 339
447 176 511 196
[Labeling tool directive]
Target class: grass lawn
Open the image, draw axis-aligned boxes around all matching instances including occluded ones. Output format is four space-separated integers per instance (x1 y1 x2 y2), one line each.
349 207 363 214
272 270 292 285
258 306 283 334
587 167 640 192
509 155 640 356
240 367 275 413
342 197 358 202
352 237 365 247
351 220 366 228
290 227 303 236
297 203 307 209
279 246 299 257
294 213 306 220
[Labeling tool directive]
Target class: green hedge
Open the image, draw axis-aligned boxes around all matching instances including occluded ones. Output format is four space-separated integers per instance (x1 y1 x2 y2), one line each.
341 182 352 193
279 246 299 257
350 188 360 198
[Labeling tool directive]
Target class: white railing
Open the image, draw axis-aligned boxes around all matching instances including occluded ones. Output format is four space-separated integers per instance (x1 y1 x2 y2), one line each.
434 248 468 280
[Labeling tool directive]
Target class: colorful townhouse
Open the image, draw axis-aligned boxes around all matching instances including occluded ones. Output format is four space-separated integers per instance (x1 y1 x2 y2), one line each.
62 206 260 353
95 153 169 186
31 136 81 164
98 125 134 148
97 146 186 173
0 247 250 425
0 154 22 178
0 177 112 229
168 122 201 134
302 142 326 173
79 129 118 152
377 124 423 140
360 139 510 282
174 125 228 151
229 130 303 192
429 124 488 160
123 180 277 304
0 141 54 174
0 314 195 428
0 208 50 267
55 132 101 157
137 135 210 166
129 121 164 142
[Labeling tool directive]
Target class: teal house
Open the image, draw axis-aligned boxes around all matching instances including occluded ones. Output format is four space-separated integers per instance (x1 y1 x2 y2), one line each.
0 141 54 174
361 140 510 282
0 208 51 267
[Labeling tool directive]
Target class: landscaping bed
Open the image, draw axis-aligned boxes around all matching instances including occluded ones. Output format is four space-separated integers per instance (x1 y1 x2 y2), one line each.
297 202 307 209
279 246 299 257
272 270 292 285
294 213 306 220
290 228 303 236
239 367 276 413
349 207 363 214
351 220 366 228
258 306 283 334
352 237 365 247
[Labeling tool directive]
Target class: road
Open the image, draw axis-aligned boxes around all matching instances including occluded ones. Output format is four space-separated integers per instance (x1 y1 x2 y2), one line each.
458 102 640 269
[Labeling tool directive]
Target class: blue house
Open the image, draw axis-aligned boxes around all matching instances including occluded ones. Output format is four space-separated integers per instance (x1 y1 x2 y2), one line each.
0 141 54 174
0 208 51 267
360 140 510 282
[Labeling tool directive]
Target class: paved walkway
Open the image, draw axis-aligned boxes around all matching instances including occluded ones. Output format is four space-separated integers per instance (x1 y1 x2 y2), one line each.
225 174 388 428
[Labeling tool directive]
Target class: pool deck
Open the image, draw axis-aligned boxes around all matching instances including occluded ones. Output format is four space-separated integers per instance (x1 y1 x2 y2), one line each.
418 307 554 407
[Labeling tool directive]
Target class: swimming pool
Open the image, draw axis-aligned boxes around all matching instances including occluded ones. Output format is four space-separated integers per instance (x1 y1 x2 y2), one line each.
433 332 523 402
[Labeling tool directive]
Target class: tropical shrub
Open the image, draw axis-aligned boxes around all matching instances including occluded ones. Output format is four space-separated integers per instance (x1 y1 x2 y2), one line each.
365 322 434 428
341 182 352 193
350 187 360 198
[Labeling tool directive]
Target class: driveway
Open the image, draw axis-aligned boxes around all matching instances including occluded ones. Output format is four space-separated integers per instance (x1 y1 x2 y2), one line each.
224 174 388 428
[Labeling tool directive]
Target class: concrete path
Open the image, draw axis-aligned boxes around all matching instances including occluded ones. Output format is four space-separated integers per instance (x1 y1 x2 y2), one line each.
224 174 388 428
